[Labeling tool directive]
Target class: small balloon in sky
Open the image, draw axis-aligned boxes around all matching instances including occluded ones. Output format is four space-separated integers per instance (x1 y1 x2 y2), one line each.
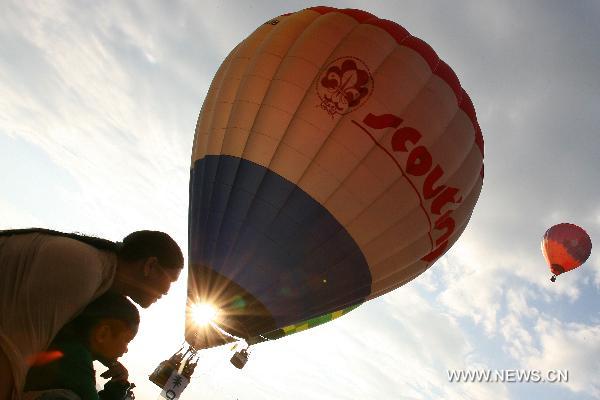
541 223 592 282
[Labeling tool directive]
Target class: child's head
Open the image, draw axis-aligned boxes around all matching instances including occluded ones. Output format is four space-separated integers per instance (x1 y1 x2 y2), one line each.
66 292 140 362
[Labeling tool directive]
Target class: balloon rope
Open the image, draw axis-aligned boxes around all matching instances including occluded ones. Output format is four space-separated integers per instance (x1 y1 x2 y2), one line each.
208 321 245 342
205 322 270 347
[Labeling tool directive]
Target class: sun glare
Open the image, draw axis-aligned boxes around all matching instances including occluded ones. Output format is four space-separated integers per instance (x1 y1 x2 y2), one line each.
191 303 219 326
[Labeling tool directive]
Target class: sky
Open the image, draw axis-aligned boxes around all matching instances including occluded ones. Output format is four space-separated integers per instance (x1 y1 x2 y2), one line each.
1 1 599 399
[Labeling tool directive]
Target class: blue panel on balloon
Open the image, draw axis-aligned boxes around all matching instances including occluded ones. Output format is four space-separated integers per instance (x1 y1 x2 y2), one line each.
189 155 372 328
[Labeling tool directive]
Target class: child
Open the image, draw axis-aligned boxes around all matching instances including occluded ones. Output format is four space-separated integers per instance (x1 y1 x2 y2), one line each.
23 292 140 400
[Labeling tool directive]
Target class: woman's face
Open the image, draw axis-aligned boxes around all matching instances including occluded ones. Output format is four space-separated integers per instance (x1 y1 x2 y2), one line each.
133 258 182 308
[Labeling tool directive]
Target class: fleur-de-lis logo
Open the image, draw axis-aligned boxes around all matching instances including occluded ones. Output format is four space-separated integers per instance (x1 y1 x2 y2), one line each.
316 57 373 117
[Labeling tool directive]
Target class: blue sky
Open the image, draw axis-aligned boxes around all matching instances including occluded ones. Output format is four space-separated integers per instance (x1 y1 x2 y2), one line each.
1 1 599 399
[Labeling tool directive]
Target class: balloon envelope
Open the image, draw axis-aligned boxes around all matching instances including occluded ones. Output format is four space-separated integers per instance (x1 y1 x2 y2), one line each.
186 6 484 349
542 223 592 277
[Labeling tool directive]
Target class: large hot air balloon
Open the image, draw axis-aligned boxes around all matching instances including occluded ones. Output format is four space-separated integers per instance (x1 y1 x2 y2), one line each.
542 223 592 282
186 6 485 350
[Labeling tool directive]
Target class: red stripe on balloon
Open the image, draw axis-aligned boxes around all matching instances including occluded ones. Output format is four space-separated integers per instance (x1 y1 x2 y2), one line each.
308 6 338 14
306 6 485 160
341 8 376 22
366 19 410 42
402 36 440 71
459 93 484 156
435 61 462 102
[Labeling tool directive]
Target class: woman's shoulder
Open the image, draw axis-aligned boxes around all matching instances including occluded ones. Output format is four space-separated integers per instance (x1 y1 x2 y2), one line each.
37 235 118 277
24 234 118 310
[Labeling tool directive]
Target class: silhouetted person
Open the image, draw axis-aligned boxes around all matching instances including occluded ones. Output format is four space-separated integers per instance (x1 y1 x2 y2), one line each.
24 292 140 400
0 228 184 400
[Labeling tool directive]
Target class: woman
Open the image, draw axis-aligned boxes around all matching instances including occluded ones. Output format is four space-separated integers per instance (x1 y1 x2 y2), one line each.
0 228 184 400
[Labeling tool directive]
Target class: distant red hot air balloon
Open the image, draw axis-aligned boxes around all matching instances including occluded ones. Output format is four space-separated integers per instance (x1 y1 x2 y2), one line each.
542 223 592 282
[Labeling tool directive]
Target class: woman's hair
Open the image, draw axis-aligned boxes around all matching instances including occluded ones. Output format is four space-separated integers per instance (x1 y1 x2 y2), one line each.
119 230 184 269
55 292 140 343
0 228 117 251
0 227 183 269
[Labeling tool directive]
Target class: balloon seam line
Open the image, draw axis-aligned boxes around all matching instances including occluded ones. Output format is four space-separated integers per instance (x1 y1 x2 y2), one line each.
350 119 434 251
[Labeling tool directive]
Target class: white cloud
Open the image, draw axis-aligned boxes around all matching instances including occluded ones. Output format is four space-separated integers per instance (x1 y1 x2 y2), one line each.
525 317 600 398
587 215 600 290
1 0 192 240
505 287 539 319
436 242 505 335
0 197 43 228
499 313 538 361
437 222 585 327
498 288 540 360
351 287 509 400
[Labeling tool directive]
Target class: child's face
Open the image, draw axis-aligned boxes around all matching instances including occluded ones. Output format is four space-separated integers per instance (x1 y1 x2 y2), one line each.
91 320 138 361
